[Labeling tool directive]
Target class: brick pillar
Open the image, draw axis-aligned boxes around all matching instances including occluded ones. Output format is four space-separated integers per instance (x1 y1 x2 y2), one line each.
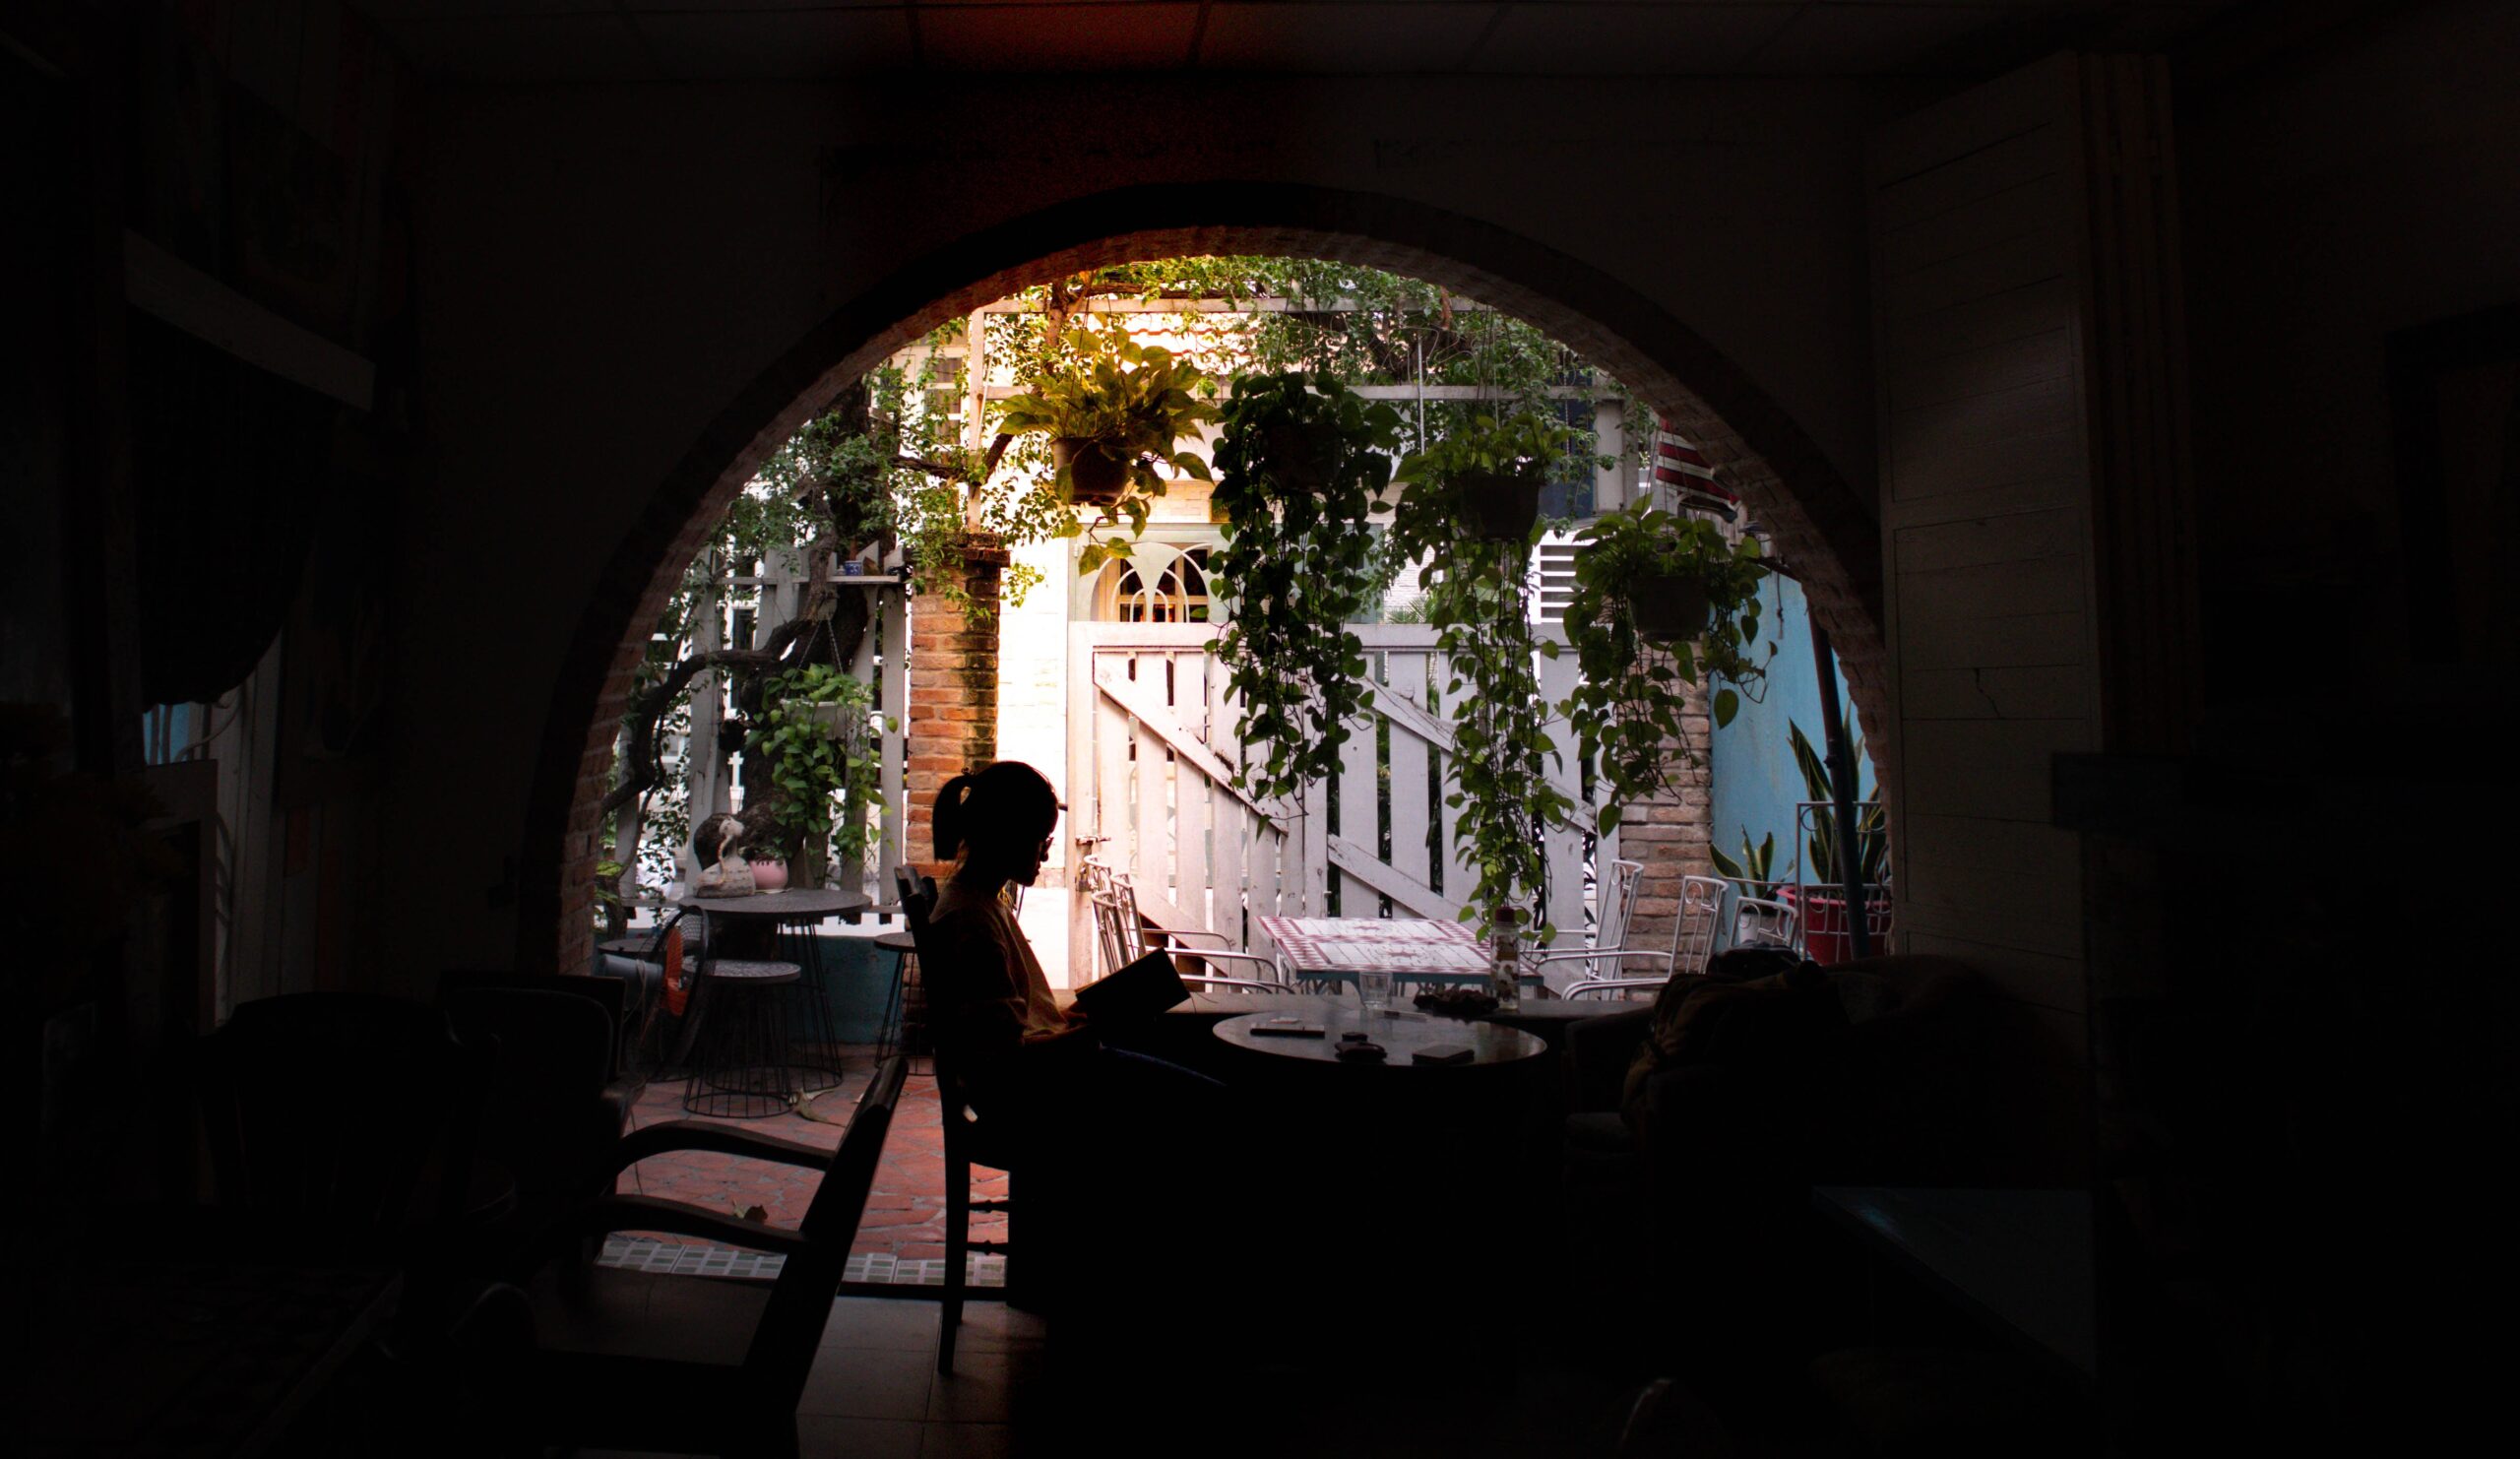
1618 675 1716 951
904 538 1008 871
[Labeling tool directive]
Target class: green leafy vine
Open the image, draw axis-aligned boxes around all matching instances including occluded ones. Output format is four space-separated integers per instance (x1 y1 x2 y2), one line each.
1209 372 1406 804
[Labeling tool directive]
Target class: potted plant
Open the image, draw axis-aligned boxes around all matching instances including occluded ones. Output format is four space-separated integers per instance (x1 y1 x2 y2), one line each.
997 327 1218 532
1782 718 1890 964
743 665 887 888
1556 499 1772 828
1383 411 1583 945
1209 371 1406 804
745 850 790 893
1391 410 1566 545
1707 827 1779 893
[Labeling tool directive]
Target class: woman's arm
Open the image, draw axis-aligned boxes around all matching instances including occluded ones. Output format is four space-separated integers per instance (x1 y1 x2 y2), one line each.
929 912 1029 1069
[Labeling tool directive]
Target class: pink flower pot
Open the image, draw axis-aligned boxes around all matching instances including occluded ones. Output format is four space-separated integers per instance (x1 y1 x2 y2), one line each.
748 859 789 893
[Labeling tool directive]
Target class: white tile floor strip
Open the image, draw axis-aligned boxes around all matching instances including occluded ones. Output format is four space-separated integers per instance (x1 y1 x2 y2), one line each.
598 1236 1006 1287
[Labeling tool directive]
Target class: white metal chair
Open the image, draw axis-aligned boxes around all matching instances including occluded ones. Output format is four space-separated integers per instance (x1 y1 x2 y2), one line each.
1732 894 1798 952
1091 874 1288 994
1530 858 1645 995
1564 867 1728 1000
1672 873 1727 977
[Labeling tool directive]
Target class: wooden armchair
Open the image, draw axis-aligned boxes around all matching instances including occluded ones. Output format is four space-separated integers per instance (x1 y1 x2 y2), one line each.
472 1055 909 1459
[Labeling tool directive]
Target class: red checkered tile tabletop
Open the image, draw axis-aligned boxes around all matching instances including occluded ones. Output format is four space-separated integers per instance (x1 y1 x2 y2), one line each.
1256 915 1490 980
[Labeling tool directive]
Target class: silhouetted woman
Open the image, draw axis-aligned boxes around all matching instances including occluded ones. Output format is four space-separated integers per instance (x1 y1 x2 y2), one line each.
923 761 1096 1121
922 761 1226 1319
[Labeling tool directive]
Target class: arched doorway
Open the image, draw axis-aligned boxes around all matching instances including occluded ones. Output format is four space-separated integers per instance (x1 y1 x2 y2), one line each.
520 183 1887 974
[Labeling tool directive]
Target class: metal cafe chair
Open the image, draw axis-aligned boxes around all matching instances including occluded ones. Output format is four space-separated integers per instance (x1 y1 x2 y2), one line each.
1532 858 1644 996
1091 874 1289 994
1565 870 1729 1000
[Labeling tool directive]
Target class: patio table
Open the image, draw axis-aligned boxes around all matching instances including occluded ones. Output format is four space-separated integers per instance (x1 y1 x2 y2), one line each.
1253 915 1543 993
680 888 872 1093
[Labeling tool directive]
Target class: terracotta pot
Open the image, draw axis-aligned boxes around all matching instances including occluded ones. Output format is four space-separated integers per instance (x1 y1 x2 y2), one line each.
1780 884 1892 965
747 859 789 893
1052 437 1132 505
1457 469 1541 541
1628 572 1711 641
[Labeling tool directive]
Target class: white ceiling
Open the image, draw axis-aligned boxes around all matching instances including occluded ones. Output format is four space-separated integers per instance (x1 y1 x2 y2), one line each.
352 2 2238 84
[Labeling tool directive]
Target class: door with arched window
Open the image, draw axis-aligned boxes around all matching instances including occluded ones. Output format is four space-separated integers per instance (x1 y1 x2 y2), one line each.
1091 540 1216 624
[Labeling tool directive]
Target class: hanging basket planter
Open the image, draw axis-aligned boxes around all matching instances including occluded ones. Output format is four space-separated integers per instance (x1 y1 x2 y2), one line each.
1457 469 1542 541
1627 572 1712 642
1052 437 1133 507
804 702 869 760
1257 414 1333 495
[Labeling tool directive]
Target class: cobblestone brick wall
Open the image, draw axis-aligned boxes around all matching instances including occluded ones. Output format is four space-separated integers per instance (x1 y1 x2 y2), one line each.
1619 675 1716 951
903 543 1006 872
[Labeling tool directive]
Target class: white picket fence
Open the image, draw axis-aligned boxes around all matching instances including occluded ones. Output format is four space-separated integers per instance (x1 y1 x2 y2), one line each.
1066 621 1606 976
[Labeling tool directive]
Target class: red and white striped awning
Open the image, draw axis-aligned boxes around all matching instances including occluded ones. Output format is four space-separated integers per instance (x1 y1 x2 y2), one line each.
1654 418 1736 509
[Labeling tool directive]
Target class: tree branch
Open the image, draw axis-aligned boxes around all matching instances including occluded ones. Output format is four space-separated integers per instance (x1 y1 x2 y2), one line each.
598 614 821 820
892 454 969 482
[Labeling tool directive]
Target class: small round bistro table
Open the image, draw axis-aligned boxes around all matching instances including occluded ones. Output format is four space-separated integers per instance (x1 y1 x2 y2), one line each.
681 888 871 1087
1211 1007 1546 1068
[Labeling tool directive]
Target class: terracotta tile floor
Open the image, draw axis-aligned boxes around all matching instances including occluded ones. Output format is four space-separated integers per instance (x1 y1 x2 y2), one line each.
617 1049 1006 1266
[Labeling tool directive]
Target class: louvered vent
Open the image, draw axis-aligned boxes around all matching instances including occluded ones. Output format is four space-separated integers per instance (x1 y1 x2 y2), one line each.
1536 532 1582 624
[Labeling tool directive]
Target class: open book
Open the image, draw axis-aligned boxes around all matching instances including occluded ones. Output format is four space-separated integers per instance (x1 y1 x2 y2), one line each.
1068 949 1192 1025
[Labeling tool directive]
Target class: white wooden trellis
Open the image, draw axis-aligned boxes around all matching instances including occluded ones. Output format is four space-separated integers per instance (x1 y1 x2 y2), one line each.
1069 620 1606 979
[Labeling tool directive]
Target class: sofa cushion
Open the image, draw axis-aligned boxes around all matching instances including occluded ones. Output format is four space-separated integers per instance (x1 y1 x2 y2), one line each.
1832 969 1903 1024
1620 963 1848 1136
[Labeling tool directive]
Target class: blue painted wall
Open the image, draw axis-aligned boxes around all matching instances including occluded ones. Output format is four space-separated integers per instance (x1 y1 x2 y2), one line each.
1708 572 1877 902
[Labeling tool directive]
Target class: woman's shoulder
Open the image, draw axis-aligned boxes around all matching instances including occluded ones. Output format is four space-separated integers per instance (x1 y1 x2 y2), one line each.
931 883 1015 939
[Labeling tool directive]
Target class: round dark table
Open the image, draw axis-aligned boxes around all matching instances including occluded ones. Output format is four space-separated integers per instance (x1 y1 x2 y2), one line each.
681 888 871 919
679 889 872 1088
1210 1006 1555 1357
1212 1007 1547 1067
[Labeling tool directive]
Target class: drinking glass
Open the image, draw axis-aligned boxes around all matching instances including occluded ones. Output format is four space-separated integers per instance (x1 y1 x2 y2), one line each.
1357 968 1394 1014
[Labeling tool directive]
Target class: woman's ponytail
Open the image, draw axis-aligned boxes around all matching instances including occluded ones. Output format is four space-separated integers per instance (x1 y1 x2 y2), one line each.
932 774 973 861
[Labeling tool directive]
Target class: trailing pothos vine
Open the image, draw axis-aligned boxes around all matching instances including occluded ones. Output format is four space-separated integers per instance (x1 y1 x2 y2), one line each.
1209 372 1405 804
1556 501 1773 831
1383 411 1583 945
747 665 888 881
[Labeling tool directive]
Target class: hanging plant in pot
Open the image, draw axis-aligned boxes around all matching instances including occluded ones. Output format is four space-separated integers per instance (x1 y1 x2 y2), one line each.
1389 409 1566 545
1209 371 1406 804
1556 499 1774 831
997 327 1218 544
744 665 889 890
1385 410 1583 952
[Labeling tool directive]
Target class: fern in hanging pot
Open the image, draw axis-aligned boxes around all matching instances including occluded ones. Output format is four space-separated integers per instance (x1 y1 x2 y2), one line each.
998 327 1218 540
1210 372 1406 804
1556 500 1773 833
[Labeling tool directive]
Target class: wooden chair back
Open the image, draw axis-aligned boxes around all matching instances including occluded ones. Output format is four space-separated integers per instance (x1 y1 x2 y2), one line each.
741 1053 908 1403
191 992 489 1253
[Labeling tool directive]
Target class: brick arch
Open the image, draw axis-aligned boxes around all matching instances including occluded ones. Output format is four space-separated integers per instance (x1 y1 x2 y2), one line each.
521 182 1887 973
